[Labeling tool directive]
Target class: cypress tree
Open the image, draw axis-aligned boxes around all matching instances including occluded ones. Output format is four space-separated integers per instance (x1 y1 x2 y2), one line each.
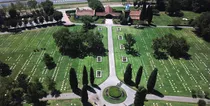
147 5 153 24
82 66 88 85
81 85 88 103
69 68 78 90
124 63 132 84
147 68 158 92
90 67 95 85
140 1 147 21
134 86 147 106
135 66 143 88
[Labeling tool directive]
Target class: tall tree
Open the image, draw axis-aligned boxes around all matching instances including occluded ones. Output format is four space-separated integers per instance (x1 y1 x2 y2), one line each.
156 0 166 11
135 66 143 88
43 53 56 69
53 11 63 22
140 1 147 21
25 79 47 105
88 0 104 12
180 0 192 10
69 68 78 90
17 74 29 91
192 0 210 13
81 15 94 31
39 16 44 24
81 85 88 103
124 33 136 52
41 0 54 15
147 68 158 92
134 86 147 106
27 0 37 10
9 8 17 18
197 99 206 106
166 0 181 16
82 66 88 85
124 63 132 84
90 67 95 85
45 77 56 92
0 61 12 77
147 5 153 24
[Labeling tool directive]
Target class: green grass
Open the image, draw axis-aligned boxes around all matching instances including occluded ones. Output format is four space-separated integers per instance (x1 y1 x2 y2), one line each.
144 100 197 106
108 86 122 98
103 86 127 104
23 99 83 106
0 26 108 93
112 7 139 11
153 11 200 26
69 16 105 24
113 26 210 96
48 99 83 106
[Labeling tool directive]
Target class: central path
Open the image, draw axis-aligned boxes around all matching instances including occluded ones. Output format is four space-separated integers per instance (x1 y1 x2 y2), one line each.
92 24 136 106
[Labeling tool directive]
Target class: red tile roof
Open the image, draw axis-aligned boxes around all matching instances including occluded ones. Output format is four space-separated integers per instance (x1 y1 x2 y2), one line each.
130 10 141 20
76 9 95 16
105 6 113 13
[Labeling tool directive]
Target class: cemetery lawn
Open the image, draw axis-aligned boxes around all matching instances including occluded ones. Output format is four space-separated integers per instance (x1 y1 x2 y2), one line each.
0 26 109 93
144 100 197 106
113 27 210 96
23 99 82 106
153 11 200 26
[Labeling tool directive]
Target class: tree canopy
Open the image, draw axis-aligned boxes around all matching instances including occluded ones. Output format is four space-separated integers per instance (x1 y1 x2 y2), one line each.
41 0 54 15
0 61 12 77
87 0 104 12
27 0 37 9
152 34 190 59
134 86 147 106
166 0 181 16
53 11 63 22
53 27 106 58
156 0 166 11
193 12 210 42
43 53 56 69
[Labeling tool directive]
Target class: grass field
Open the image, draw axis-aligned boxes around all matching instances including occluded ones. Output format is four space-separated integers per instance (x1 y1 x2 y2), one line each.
153 11 200 26
69 16 105 24
144 100 197 106
0 26 108 93
113 26 210 96
23 99 83 106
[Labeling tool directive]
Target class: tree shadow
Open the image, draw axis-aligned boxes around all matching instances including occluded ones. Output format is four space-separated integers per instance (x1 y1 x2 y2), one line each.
51 89 61 98
126 80 136 86
151 89 164 98
87 85 96 93
92 84 101 90
72 88 81 96
174 26 183 30
150 23 157 27
171 52 191 60
82 101 93 106
126 48 140 57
